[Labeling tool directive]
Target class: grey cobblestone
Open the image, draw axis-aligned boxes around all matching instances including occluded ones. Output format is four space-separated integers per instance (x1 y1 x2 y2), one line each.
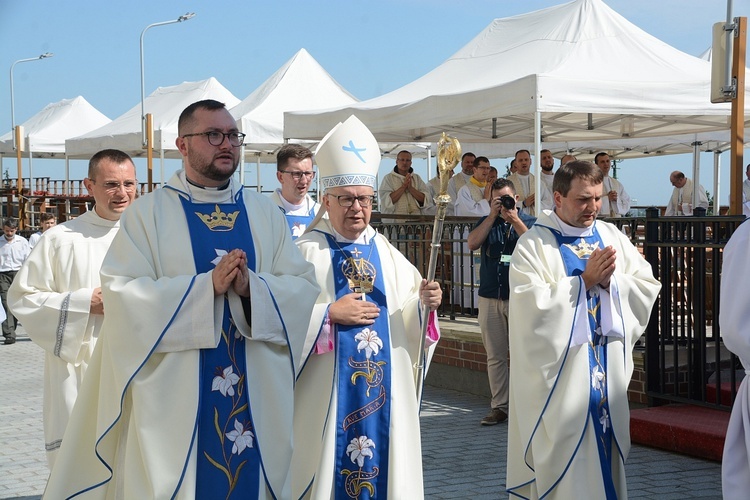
0 329 724 499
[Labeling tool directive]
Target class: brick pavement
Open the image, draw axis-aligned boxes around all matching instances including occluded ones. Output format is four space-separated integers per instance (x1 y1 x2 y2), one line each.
0 328 723 499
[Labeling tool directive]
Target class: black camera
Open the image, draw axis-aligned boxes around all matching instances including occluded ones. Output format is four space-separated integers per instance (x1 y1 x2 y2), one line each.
497 195 516 210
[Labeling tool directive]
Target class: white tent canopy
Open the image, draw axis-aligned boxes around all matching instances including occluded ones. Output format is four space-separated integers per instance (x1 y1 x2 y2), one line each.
284 0 749 157
0 96 110 157
65 77 240 158
230 48 357 156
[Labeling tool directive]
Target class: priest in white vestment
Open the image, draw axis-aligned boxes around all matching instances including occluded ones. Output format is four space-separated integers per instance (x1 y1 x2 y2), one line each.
506 160 660 499
719 219 750 499
44 100 318 499
595 152 631 218
8 149 137 469
665 170 709 216
378 150 430 216
446 152 476 216
291 115 442 499
507 149 537 216
455 156 492 217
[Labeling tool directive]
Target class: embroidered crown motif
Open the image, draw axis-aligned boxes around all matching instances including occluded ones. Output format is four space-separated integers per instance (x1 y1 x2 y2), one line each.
195 205 240 232
564 238 599 259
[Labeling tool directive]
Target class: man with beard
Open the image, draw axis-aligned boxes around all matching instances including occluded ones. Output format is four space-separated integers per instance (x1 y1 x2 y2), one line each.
44 99 319 499
379 150 430 215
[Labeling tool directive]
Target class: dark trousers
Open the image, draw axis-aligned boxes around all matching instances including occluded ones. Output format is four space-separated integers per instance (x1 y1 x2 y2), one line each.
0 270 18 340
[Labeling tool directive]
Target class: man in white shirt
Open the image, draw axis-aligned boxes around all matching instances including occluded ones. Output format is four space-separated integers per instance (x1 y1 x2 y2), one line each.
0 217 30 345
9 149 136 467
665 170 709 216
378 150 430 215
271 144 320 239
446 152 476 216
595 152 631 217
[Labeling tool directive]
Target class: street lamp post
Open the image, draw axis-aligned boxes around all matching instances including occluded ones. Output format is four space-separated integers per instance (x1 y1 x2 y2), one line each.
9 52 54 151
139 12 195 148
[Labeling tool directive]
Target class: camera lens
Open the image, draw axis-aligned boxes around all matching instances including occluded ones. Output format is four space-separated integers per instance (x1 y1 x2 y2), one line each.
500 195 516 209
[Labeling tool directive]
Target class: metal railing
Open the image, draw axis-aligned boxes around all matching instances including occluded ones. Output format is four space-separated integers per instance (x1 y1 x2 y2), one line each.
643 208 745 409
372 210 747 409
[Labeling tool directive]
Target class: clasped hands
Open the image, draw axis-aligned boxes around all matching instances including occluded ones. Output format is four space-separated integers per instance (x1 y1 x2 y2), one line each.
581 246 616 291
213 249 250 297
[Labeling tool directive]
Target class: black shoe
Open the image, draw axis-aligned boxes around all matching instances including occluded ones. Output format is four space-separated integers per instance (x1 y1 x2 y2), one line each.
3 338 16 345
480 408 507 426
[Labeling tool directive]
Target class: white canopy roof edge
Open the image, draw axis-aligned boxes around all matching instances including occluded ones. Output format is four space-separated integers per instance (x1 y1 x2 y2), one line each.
65 77 240 158
0 96 110 156
284 0 749 153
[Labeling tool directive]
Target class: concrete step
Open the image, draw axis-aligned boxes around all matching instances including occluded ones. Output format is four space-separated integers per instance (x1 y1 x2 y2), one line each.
630 404 729 462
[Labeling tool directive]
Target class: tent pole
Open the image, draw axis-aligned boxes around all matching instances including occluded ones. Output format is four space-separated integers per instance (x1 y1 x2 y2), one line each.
713 151 721 215
160 149 165 188
730 16 746 214
692 141 701 211
534 111 541 216
64 155 70 196
15 125 24 228
146 113 153 192
256 156 261 193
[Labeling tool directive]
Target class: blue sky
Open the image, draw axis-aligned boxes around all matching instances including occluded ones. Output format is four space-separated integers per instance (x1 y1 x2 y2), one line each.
1 0 748 206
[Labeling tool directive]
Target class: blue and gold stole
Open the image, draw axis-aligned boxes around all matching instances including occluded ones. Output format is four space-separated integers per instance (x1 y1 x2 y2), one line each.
278 204 315 240
178 190 262 499
552 229 617 500
325 233 392 500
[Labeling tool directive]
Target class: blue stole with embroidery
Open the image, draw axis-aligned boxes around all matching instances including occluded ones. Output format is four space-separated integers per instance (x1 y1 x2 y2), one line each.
325 233 392 500
552 229 617 500
178 189 262 499
279 205 315 240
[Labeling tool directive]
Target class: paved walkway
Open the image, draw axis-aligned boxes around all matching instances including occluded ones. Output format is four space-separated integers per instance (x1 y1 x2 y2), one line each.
0 329 723 499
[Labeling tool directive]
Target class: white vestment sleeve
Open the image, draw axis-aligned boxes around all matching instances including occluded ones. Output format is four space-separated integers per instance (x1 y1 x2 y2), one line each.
720 221 750 498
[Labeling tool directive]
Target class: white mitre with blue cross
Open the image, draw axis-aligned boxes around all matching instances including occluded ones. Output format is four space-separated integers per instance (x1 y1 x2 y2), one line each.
314 115 381 190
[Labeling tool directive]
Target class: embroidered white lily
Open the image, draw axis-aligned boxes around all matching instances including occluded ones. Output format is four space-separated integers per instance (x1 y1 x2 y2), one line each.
226 419 254 455
346 435 375 467
355 328 383 359
599 408 610 433
591 366 605 392
211 248 228 266
212 366 240 397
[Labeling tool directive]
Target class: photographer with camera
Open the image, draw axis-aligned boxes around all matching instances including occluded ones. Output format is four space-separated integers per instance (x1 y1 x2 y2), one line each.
467 178 535 426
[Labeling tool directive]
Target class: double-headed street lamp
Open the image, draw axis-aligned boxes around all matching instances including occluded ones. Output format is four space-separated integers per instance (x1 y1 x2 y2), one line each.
140 12 195 148
9 52 54 150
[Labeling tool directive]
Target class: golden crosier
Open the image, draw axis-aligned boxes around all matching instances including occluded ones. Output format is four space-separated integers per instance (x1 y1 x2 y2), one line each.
436 132 461 203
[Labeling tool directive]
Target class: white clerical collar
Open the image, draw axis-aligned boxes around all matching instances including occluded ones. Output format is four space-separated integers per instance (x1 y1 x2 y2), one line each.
275 189 310 212
331 225 376 245
550 210 595 237
517 173 530 178
178 170 237 203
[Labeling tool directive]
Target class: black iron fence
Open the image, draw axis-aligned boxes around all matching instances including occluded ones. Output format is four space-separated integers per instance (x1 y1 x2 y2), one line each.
372 210 747 410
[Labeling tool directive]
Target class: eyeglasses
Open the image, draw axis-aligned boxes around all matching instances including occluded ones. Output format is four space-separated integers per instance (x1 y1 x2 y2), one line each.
182 131 246 147
474 165 490 171
280 170 316 181
331 194 376 208
92 180 138 193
